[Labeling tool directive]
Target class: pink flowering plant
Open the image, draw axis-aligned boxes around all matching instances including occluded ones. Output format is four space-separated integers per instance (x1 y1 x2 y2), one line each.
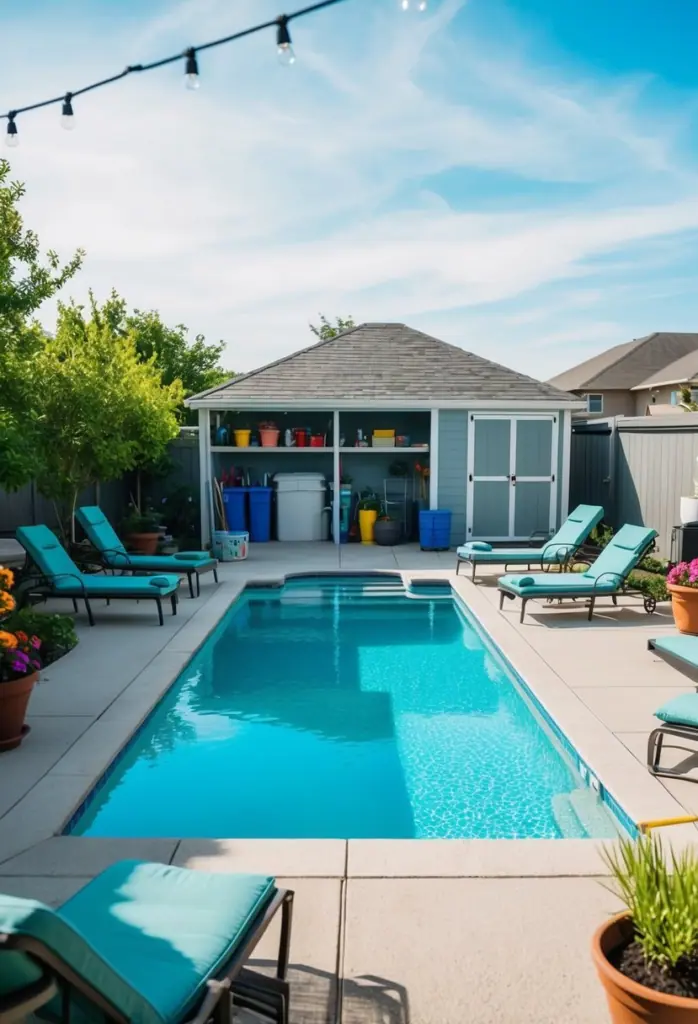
667 559 698 589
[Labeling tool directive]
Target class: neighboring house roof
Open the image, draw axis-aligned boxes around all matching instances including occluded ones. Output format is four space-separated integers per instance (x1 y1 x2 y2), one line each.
632 350 698 390
547 332 698 392
189 323 579 406
644 403 684 416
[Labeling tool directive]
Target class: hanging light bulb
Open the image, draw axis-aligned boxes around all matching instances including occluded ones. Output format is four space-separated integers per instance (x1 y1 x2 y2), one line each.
6 114 18 148
184 48 200 90
276 16 295 66
417 0 427 8
400 0 409 8
61 93 75 130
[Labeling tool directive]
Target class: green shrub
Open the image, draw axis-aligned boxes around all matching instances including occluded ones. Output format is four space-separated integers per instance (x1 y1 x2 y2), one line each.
602 835 698 967
628 571 669 603
6 608 78 665
639 555 668 576
590 523 614 549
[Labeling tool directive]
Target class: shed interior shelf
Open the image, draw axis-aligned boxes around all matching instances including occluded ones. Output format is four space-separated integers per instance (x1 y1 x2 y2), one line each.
211 445 430 454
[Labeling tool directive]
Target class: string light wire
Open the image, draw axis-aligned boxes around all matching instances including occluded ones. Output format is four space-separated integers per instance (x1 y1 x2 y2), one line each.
1 0 349 139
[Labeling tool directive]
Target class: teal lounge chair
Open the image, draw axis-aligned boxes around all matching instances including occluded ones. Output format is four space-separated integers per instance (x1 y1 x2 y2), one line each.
455 504 604 582
16 525 180 627
647 680 698 782
497 523 657 623
76 506 218 599
0 859 294 1024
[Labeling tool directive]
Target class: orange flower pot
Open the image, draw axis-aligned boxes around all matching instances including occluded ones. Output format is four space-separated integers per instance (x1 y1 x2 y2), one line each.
668 584 698 636
126 532 159 555
0 671 38 751
592 914 698 1023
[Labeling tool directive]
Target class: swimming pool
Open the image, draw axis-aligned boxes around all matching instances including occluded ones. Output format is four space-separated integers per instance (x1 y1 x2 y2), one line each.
67 576 625 839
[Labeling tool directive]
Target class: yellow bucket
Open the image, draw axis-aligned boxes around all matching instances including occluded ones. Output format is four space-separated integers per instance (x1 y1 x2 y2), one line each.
234 429 251 448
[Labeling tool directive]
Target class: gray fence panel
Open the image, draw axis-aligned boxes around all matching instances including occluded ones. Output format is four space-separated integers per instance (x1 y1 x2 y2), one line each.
569 428 612 520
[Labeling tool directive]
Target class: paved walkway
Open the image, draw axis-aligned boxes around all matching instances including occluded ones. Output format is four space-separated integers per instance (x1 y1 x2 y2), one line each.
1 542 696 1023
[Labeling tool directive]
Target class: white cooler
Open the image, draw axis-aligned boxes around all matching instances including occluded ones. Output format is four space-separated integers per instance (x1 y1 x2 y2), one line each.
274 472 327 541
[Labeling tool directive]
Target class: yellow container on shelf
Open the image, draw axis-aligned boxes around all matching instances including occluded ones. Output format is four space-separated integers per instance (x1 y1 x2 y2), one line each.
234 429 251 447
373 429 395 438
359 509 378 544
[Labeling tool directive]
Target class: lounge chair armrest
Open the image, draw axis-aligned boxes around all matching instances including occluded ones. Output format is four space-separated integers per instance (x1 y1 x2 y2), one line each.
185 979 231 1024
541 541 575 563
47 571 88 595
100 547 133 568
528 529 551 542
592 571 622 592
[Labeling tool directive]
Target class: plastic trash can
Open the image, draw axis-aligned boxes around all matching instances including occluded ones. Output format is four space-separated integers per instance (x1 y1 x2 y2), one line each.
275 473 327 541
419 509 452 551
222 487 247 531
248 486 273 542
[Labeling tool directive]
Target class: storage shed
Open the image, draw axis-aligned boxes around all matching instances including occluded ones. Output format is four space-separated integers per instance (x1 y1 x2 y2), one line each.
186 323 583 546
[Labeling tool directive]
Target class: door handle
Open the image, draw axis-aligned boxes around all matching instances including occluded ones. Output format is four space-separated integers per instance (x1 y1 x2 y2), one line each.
510 474 516 486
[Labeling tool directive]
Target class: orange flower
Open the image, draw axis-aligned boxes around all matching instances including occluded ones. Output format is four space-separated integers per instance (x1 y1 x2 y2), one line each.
0 566 14 589
0 592 15 614
15 630 28 643
0 631 18 650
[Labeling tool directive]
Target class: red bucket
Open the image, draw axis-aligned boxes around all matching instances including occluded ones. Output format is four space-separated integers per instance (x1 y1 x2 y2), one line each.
294 429 308 447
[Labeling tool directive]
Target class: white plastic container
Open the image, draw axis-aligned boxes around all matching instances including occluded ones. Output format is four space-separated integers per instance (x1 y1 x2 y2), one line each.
680 497 698 525
274 473 327 541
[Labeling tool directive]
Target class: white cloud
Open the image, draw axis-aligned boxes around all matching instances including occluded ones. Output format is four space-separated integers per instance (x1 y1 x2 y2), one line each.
2 0 697 379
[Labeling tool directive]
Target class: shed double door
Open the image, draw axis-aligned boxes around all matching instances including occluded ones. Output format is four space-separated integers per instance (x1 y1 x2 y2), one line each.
466 415 558 541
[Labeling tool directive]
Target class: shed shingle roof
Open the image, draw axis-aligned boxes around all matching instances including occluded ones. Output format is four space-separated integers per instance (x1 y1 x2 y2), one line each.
548 332 698 392
190 323 578 406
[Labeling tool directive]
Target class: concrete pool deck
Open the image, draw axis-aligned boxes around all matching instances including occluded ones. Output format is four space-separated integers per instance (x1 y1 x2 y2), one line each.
1 540 697 1023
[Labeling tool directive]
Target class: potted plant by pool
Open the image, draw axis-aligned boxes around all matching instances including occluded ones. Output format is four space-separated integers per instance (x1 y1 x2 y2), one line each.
0 566 42 751
592 833 698 1023
357 496 381 545
667 558 698 635
374 514 401 546
121 505 163 555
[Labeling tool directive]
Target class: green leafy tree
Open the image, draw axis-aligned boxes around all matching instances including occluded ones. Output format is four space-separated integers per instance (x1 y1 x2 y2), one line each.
0 159 83 489
88 292 232 418
33 294 183 539
309 314 356 340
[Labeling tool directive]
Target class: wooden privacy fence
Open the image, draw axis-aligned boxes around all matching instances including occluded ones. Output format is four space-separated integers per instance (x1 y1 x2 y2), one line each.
570 413 698 557
0 436 200 536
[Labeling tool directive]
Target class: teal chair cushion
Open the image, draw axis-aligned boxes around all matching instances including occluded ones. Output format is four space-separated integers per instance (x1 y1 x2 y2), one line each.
498 572 615 596
550 504 603 549
75 507 127 557
16 525 86 592
460 542 493 553
118 555 214 571
652 635 698 667
173 552 211 563
0 861 276 1024
584 524 656 582
655 693 698 729
457 506 603 565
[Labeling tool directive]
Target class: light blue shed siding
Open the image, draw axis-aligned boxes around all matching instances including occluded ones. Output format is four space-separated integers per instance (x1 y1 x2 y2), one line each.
437 411 468 545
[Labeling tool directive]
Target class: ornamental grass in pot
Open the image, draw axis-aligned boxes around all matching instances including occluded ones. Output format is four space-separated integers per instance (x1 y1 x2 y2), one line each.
592 834 698 1022
667 559 698 635
0 566 42 752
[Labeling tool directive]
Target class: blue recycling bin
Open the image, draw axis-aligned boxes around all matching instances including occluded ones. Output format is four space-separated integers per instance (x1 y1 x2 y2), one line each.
222 487 247 532
248 486 273 542
419 509 452 551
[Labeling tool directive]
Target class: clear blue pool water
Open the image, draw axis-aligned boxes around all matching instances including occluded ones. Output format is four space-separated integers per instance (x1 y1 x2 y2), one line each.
68 576 624 839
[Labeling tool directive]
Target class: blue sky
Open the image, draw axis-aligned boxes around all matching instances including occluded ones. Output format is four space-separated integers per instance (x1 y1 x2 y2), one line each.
3 0 698 378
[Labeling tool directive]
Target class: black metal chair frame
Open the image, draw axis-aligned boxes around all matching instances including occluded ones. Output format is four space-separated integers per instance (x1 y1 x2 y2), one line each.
455 528 579 583
646 638 698 782
13 565 179 627
497 538 658 623
0 889 294 1024
96 546 218 600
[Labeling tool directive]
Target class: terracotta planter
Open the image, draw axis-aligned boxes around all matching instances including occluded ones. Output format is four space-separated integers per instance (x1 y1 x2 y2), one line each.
126 532 159 555
668 584 698 636
592 914 698 1023
259 428 280 447
0 671 38 751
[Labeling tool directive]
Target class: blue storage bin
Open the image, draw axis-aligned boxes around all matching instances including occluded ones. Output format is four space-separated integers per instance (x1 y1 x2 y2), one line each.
222 487 247 531
419 509 452 550
248 486 273 542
